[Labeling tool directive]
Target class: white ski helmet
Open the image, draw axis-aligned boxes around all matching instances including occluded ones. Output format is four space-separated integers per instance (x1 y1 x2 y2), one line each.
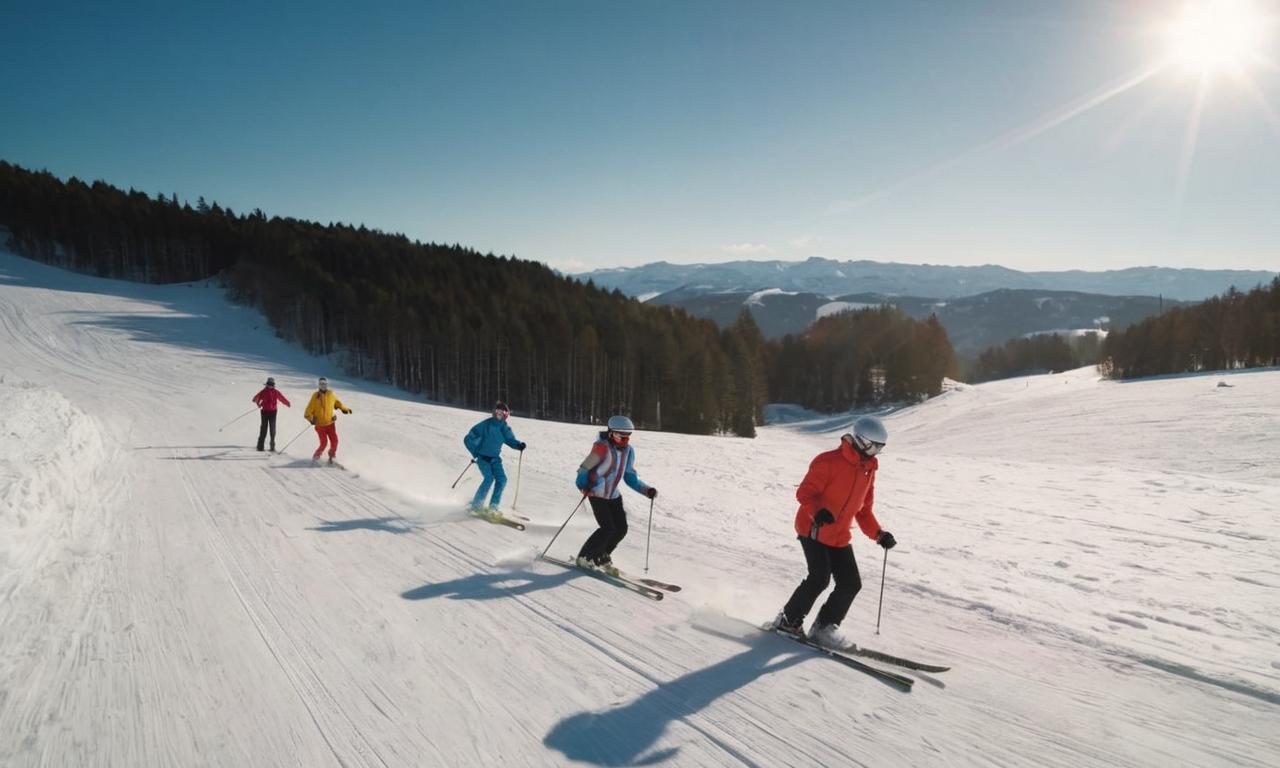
606 415 635 433
850 415 888 456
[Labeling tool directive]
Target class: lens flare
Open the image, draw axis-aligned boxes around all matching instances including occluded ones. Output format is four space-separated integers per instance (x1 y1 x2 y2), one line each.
1165 0 1268 75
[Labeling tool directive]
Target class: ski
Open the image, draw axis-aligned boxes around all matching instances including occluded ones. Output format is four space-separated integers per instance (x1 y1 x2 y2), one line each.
469 509 526 531
633 576 681 592
540 555 664 601
768 629 914 689
842 645 950 673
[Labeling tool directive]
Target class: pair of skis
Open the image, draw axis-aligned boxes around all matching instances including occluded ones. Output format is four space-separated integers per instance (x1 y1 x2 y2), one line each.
539 554 681 600
470 507 529 531
762 626 950 690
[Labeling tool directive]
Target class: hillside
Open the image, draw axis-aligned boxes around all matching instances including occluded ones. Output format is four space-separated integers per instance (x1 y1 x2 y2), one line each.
2 248 1279 767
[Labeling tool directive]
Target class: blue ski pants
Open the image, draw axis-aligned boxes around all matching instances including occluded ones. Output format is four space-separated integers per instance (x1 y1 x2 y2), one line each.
471 456 507 509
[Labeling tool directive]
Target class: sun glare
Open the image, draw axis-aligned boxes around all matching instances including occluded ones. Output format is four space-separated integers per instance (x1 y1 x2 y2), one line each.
1165 0 1269 75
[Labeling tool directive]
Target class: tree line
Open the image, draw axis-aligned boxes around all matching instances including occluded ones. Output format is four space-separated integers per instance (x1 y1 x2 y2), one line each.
1101 279 1280 379
766 307 957 411
0 160 954 433
972 331 1104 383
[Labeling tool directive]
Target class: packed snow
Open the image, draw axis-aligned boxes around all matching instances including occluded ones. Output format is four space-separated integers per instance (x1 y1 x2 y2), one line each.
2 249 1278 767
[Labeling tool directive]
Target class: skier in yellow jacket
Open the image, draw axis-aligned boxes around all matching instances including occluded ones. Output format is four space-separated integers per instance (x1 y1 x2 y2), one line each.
303 376 352 463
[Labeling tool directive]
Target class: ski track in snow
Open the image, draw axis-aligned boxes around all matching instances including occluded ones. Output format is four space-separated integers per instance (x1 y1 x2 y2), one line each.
1 249 1279 767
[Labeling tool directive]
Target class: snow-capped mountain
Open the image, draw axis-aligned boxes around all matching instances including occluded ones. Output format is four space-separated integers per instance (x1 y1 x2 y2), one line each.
649 286 1178 355
577 257 1276 303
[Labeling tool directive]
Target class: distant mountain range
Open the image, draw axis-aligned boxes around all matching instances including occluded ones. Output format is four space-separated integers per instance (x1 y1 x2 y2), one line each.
573 257 1270 356
645 286 1180 356
575 257 1275 303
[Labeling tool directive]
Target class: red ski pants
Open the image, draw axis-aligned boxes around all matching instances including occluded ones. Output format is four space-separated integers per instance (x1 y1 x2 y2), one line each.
313 423 339 458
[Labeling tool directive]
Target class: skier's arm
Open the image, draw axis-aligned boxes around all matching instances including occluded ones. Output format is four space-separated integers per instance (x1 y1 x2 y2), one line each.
853 474 882 541
795 455 831 521
463 423 482 458
303 394 318 422
622 450 650 495
334 397 350 414
252 389 264 407
575 444 605 491
279 392 291 408
501 422 522 450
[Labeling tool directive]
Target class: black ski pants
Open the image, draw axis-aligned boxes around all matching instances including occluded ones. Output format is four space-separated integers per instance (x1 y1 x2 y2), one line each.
257 410 278 451
782 536 862 628
578 496 628 562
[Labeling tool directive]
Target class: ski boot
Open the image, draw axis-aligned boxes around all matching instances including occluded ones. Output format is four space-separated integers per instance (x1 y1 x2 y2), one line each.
808 622 852 650
769 611 805 639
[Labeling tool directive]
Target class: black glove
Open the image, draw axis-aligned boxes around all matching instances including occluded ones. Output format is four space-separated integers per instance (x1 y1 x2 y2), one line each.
645 487 658 499
517 442 527 451
877 530 897 550
309 418 316 425
344 408 352 414
814 508 835 526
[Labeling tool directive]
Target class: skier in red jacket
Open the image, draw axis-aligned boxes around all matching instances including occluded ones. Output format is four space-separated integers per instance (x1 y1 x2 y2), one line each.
251 377 291 452
770 416 897 649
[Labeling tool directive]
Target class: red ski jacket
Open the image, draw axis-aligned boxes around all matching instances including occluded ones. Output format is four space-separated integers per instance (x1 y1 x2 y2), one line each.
252 387 291 412
793 439 882 548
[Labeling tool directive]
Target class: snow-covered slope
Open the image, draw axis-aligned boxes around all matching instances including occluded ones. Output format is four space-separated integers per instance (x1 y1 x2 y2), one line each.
2 249 1278 767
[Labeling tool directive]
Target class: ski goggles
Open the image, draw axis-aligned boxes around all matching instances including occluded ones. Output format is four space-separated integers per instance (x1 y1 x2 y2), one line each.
846 432 885 456
609 430 632 444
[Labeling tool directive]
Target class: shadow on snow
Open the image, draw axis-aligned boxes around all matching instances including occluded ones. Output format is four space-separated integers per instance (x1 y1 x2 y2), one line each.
543 637 807 767
400 568 577 602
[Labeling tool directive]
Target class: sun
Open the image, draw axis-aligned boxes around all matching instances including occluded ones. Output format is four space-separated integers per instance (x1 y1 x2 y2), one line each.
1165 0 1269 75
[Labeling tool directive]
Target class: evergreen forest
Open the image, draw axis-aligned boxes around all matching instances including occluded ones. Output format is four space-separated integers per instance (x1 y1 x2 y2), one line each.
0 160 956 434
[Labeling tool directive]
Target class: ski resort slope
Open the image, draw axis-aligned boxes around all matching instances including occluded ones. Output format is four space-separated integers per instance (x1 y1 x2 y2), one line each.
1 248 1278 768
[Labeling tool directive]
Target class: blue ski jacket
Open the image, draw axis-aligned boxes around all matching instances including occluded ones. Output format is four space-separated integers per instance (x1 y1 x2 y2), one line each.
464 416 522 459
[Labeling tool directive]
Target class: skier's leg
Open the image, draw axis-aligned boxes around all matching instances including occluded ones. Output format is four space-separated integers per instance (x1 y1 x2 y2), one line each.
327 425 338 458
471 459 495 509
577 496 614 560
267 411 277 449
781 537 833 624
815 545 861 627
313 425 326 459
488 458 507 507
601 497 628 556
257 411 268 451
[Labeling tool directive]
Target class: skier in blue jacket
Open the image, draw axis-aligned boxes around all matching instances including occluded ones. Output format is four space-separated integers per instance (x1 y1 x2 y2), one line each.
463 401 526 515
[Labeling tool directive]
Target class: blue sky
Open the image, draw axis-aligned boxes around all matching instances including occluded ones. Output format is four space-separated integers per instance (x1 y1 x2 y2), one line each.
2 0 1278 272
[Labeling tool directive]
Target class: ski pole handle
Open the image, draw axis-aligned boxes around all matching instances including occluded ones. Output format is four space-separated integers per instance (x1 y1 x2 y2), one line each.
451 459 475 489
644 497 655 573
875 548 888 635
217 407 258 432
539 496 586 560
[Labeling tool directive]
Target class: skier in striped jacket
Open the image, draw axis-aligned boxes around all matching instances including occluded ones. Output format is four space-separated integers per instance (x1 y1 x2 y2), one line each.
573 415 658 577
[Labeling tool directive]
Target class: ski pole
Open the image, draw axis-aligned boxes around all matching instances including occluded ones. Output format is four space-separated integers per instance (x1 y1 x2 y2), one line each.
450 460 475 489
644 497 655 573
217 407 257 432
512 450 524 509
539 496 586 559
875 548 888 635
279 423 312 453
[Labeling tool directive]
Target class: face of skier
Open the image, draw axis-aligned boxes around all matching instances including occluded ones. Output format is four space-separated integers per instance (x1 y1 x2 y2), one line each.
609 429 632 447
493 406 509 421
318 378 328 392
843 432 884 457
